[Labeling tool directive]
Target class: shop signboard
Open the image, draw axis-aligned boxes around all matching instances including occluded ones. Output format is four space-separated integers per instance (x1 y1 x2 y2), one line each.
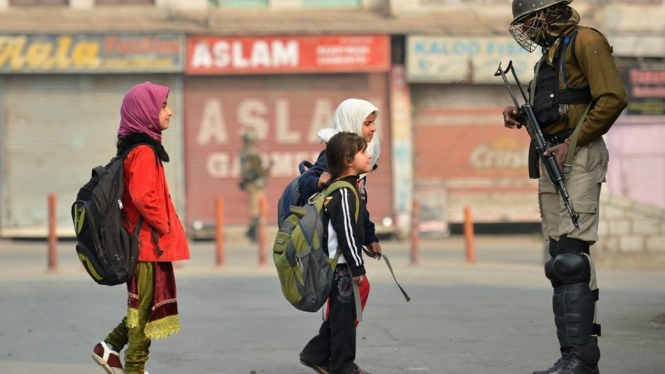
407 36 539 84
623 68 665 115
186 35 390 74
0 34 183 73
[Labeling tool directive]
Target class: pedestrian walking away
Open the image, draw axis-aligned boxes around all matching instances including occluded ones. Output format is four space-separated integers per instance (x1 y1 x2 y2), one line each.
503 1 627 374
91 81 191 374
300 132 374 374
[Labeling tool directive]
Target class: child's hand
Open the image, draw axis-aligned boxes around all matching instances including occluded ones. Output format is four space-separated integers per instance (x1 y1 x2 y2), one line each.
353 275 365 283
317 172 331 189
367 242 382 260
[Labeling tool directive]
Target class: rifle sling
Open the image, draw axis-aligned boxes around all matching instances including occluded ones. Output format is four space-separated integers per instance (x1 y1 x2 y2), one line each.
563 102 593 177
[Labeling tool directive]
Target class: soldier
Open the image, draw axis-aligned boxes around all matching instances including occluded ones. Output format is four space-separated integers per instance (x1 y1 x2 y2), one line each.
238 132 272 242
503 1 627 374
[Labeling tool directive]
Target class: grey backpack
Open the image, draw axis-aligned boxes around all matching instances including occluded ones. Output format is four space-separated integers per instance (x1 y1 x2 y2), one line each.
273 181 359 312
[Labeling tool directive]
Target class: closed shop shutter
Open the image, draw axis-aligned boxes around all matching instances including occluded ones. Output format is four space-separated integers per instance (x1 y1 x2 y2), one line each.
183 72 392 229
0 74 184 237
213 0 269 8
411 84 539 224
302 0 360 8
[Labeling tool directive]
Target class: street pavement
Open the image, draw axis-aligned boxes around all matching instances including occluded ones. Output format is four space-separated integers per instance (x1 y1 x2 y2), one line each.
0 233 663 374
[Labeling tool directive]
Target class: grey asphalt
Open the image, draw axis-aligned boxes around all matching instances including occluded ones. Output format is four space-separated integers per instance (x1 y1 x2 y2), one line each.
0 233 663 374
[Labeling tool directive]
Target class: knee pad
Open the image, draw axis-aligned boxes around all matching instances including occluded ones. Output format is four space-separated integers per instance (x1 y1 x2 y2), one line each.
553 252 590 284
544 258 563 287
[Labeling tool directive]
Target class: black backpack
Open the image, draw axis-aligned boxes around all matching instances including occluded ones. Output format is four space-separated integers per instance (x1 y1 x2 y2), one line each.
71 144 155 286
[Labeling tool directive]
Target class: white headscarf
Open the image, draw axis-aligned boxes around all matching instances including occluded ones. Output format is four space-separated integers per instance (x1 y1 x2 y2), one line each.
317 98 380 171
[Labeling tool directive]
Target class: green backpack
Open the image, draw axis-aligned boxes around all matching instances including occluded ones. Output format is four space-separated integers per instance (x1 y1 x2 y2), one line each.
273 180 359 312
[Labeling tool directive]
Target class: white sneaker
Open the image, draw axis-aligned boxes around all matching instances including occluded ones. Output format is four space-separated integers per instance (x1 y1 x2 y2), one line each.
92 341 124 374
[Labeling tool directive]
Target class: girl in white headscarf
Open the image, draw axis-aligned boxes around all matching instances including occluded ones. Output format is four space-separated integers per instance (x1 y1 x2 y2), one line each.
298 98 381 253
317 98 381 172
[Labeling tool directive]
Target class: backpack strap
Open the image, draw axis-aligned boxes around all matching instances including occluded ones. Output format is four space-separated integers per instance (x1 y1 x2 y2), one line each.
324 180 360 221
363 247 411 303
352 279 363 322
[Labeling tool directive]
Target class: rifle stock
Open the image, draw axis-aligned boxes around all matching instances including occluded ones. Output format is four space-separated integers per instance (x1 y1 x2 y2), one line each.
495 61 580 229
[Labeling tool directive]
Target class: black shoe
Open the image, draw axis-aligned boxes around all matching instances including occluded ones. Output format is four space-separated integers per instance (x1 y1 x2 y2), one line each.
299 356 329 374
533 353 572 374
349 365 372 374
245 226 257 242
553 356 599 374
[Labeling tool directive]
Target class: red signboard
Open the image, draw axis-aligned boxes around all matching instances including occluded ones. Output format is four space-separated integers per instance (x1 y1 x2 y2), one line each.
623 68 665 115
186 35 390 75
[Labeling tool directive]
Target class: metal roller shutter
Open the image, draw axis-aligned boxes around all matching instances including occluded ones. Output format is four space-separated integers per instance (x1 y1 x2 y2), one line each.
0 74 184 237
412 84 539 224
183 72 392 229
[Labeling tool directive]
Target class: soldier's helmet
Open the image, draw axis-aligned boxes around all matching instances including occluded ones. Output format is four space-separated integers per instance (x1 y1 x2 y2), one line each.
242 132 257 144
509 0 573 52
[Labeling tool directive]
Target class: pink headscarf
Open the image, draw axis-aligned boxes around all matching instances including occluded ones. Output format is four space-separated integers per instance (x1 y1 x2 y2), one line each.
117 81 170 142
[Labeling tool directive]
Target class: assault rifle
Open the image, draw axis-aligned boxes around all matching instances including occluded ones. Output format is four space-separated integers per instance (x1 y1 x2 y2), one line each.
494 60 580 229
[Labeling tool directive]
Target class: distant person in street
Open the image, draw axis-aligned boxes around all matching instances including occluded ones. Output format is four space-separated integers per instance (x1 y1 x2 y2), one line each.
503 1 627 374
299 132 373 374
238 132 272 242
91 81 190 374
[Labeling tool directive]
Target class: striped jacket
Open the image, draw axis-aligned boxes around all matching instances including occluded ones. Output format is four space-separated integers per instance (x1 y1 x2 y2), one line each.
323 175 366 277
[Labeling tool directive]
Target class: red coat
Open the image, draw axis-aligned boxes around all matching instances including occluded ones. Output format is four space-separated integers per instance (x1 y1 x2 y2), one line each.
121 145 190 262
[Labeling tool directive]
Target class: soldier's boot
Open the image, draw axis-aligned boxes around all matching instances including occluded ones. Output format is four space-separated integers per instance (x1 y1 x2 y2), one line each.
551 247 601 374
535 242 574 374
533 351 571 374
532 283 572 374
555 352 599 374
245 218 258 242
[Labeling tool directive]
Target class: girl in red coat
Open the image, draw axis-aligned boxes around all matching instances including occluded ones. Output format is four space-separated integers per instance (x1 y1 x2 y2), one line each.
92 81 190 374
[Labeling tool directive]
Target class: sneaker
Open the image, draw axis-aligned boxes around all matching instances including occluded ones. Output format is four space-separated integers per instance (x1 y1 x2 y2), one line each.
92 341 123 374
299 356 329 374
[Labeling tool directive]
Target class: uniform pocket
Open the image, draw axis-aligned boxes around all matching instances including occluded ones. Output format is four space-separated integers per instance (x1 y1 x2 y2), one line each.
570 199 600 242
593 149 609 184
586 140 609 184
572 199 598 215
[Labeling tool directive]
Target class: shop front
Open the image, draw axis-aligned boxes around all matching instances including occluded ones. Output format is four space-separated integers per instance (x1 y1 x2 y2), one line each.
0 34 185 237
406 35 541 230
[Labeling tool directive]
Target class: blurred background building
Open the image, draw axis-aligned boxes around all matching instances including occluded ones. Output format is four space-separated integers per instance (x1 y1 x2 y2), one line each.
0 0 664 257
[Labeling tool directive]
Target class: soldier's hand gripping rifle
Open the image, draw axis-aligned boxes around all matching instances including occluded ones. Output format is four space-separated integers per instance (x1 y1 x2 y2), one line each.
494 60 580 229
